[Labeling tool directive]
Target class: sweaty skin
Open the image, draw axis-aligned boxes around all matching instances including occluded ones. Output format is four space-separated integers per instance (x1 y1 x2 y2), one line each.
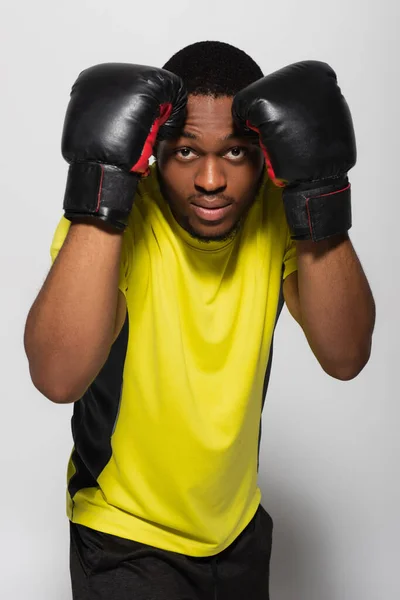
156 95 264 242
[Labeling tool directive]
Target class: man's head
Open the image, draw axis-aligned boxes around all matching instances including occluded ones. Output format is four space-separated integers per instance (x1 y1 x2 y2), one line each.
156 41 265 242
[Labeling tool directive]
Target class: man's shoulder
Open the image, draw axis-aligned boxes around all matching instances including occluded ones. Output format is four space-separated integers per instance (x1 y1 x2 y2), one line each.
135 162 161 202
126 163 166 234
251 173 285 228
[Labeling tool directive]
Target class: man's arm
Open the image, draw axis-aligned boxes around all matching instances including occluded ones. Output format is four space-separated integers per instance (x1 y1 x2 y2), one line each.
233 61 375 380
24 223 125 404
24 63 186 404
283 234 375 380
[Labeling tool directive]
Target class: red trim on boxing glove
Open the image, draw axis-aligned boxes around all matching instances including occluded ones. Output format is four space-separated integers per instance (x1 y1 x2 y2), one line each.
96 165 105 213
245 120 286 188
131 103 173 175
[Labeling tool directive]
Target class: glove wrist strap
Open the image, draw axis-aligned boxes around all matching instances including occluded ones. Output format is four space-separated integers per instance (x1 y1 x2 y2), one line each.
63 162 140 231
283 177 352 242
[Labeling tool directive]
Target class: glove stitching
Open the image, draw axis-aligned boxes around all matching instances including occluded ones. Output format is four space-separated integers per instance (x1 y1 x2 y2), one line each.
95 165 105 213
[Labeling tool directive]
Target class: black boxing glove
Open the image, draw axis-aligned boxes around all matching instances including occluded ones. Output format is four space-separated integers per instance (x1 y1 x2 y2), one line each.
232 61 356 241
62 63 187 231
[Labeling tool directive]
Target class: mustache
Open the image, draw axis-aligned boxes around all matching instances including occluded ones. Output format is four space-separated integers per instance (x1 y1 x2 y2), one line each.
188 193 235 204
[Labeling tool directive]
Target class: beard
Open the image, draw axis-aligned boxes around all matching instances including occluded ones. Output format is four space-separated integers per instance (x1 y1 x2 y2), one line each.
175 215 243 244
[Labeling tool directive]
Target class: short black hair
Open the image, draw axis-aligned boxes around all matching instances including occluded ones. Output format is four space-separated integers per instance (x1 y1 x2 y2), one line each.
162 40 263 97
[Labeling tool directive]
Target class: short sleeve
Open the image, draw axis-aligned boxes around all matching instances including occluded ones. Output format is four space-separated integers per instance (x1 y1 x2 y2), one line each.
49 215 133 297
50 215 71 264
118 222 134 297
282 229 298 280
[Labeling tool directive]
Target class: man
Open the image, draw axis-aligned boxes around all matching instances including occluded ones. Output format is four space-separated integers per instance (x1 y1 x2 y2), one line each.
24 41 375 599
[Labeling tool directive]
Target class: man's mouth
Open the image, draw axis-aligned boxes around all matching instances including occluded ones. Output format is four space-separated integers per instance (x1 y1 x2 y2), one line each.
191 200 233 223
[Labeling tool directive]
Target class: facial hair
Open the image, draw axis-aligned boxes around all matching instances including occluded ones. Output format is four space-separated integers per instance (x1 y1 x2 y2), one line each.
157 164 265 244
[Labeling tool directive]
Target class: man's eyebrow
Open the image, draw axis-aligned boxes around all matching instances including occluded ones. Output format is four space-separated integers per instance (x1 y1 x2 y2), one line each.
181 130 197 139
180 131 243 141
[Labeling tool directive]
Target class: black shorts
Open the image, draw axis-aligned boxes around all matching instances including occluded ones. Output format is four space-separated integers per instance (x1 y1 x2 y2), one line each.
70 503 273 600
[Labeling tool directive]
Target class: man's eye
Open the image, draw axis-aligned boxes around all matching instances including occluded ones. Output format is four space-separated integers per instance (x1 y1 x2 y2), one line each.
174 147 196 160
225 147 247 160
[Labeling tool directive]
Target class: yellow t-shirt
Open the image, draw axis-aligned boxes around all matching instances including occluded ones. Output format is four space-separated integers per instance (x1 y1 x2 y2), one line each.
50 164 297 557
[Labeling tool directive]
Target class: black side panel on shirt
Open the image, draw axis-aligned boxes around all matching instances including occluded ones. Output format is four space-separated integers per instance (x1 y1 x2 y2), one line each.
257 284 284 471
68 313 129 499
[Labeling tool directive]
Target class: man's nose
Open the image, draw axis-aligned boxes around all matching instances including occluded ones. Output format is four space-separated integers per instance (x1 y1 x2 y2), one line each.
194 156 227 194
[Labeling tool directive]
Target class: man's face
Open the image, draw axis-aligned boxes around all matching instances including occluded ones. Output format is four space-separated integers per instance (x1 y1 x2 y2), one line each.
156 95 265 242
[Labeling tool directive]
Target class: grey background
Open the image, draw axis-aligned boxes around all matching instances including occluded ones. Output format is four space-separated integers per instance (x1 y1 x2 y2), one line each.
1 1 398 598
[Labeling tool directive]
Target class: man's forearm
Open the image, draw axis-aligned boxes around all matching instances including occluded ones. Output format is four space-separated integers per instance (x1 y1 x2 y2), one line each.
296 234 375 380
24 222 124 403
